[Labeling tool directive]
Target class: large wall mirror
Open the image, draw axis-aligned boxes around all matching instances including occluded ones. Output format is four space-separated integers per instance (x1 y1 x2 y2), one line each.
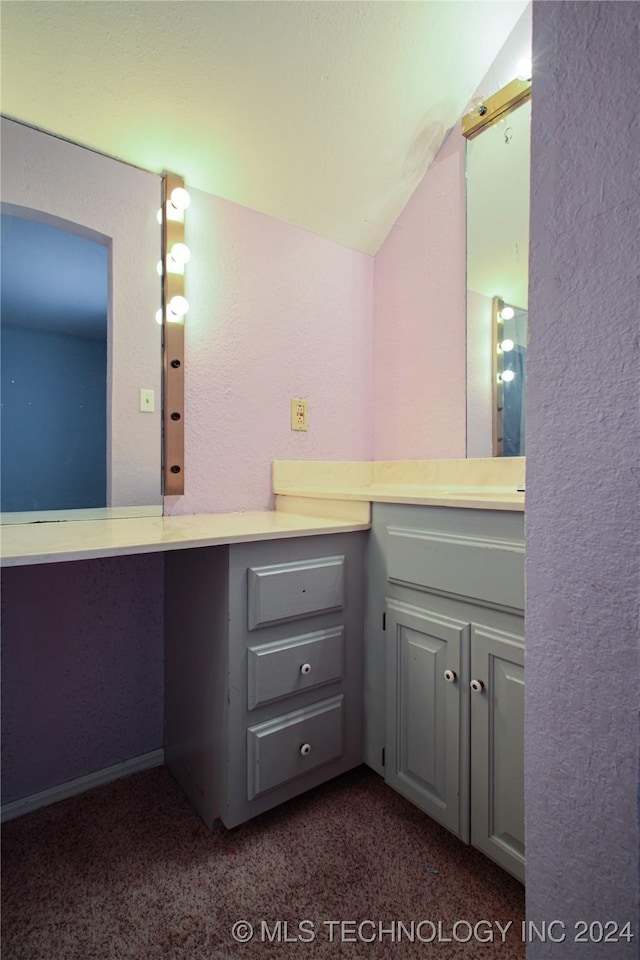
465 80 531 458
0 118 163 522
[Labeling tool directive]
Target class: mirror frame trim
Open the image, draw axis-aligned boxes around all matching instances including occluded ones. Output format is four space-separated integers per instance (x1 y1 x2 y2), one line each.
462 77 531 140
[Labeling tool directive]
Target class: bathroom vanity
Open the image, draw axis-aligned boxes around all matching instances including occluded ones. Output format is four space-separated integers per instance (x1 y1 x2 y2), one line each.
273 457 525 882
365 503 524 882
1 457 525 881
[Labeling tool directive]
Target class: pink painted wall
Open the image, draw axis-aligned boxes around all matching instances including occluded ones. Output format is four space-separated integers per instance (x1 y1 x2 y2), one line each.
164 189 374 516
373 7 531 460
373 130 466 459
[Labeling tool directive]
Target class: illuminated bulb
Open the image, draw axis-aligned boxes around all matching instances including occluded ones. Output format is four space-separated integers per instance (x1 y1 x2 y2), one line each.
170 187 191 212
156 260 164 277
155 309 163 326
168 242 191 267
502 369 516 383
168 295 189 319
517 57 532 81
500 338 515 352
499 306 515 321
157 208 163 225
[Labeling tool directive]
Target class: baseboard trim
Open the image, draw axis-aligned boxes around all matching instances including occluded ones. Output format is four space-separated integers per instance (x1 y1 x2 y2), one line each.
1 748 165 823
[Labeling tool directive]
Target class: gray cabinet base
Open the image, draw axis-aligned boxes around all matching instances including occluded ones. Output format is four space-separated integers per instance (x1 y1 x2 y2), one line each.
165 533 365 830
366 503 525 883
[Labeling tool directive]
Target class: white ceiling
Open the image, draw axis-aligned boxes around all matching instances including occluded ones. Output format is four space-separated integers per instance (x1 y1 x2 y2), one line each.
1 1 527 255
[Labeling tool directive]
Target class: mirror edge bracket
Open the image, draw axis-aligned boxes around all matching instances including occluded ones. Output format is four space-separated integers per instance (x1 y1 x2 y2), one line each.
462 77 531 141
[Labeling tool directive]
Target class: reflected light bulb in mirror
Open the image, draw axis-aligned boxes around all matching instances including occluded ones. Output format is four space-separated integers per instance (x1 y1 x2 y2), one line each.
499 306 515 321
502 369 516 383
170 187 191 212
156 208 163 225
517 57 533 81
168 295 189 320
500 338 515 352
168 242 191 267
155 309 163 326
156 260 164 277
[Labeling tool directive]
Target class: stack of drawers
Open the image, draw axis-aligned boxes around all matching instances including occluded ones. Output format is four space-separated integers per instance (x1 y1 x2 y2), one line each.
165 532 365 829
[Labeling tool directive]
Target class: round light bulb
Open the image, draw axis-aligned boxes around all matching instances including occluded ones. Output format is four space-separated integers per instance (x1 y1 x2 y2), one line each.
500 338 515 352
156 208 163 225
517 57 532 81
155 309 163 326
156 260 164 277
170 187 191 212
499 306 515 321
502 369 516 383
168 295 189 319
169 242 191 266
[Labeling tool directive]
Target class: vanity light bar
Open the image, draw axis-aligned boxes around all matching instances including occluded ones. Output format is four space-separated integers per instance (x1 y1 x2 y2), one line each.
462 77 531 140
162 173 188 496
492 297 505 458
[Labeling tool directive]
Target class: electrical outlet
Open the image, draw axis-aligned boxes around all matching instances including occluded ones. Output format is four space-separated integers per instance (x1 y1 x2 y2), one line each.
140 388 155 413
291 398 308 431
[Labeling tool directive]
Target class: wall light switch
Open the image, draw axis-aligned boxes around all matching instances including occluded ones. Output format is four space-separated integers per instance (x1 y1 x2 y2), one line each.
140 388 155 413
291 398 308 431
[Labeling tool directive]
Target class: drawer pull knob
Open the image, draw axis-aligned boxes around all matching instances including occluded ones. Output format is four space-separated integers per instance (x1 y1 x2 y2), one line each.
300 743 312 757
470 679 485 693
444 669 457 683
300 663 312 675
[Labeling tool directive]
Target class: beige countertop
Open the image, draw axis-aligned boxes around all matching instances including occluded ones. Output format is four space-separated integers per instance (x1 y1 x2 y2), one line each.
0 510 370 567
1 458 524 567
273 458 525 512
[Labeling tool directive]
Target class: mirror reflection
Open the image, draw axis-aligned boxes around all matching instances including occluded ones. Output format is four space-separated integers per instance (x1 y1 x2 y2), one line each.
466 94 530 457
0 117 163 522
1 213 109 512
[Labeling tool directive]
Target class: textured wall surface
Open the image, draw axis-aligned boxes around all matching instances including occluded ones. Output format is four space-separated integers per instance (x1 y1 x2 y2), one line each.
526 2 639 952
1 118 162 509
373 128 466 460
1 555 164 802
164 188 374 516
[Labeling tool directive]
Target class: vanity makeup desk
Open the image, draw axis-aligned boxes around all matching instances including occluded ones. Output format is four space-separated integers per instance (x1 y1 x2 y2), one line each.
1 457 525 881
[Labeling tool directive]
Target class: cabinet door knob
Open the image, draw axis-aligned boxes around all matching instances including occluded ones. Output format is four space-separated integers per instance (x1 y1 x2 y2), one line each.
470 679 485 693
443 669 457 683
300 743 312 757
300 663 312 675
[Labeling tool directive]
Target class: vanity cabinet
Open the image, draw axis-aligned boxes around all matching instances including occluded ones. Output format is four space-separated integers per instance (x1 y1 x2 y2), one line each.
365 503 525 882
165 532 365 829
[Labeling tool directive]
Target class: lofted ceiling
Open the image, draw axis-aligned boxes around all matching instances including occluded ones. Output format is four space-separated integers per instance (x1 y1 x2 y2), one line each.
1 1 527 255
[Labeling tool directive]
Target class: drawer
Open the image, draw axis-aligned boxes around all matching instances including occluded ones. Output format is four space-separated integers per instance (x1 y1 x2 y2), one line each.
387 525 524 610
247 626 344 710
247 555 345 630
247 695 344 799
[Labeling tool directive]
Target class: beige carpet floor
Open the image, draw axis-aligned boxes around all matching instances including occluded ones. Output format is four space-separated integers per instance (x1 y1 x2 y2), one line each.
2 765 525 959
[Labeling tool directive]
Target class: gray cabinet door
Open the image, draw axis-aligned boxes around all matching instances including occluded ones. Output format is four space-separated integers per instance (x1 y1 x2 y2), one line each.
385 599 469 837
470 624 525 882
